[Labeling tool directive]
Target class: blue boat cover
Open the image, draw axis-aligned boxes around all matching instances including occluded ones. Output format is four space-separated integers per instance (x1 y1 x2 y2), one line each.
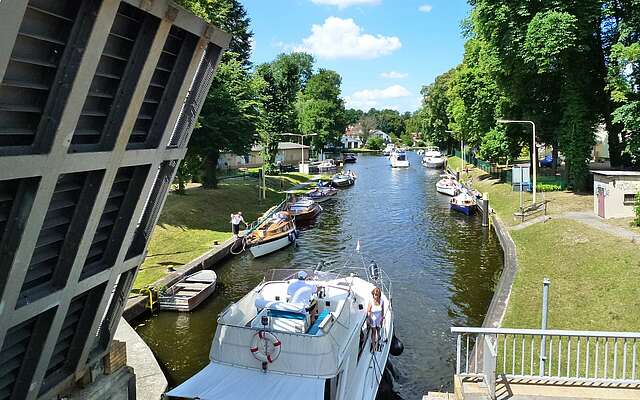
307 308 331 335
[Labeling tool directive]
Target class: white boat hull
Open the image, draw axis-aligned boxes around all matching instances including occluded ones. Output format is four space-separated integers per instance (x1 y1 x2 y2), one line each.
422 158 445 168
249 234 295 258
390 160 410 168
436 185 458 196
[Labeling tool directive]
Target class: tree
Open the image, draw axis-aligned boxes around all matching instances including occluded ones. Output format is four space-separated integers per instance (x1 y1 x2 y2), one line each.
296 69 346 150
365 136 384 150
345 108 364 125
189 54 258 188
357 114 377 143
416 69 456 150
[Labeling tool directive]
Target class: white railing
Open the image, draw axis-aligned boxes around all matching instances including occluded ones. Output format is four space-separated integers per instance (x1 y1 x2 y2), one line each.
452 327 640 395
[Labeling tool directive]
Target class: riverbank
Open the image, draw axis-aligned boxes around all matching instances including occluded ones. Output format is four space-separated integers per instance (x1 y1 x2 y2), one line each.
450 157 640 332
133 173 310 291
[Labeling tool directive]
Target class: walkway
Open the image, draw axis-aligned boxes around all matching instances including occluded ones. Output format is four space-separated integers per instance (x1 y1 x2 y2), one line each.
114 318 167 400
562 212 640 242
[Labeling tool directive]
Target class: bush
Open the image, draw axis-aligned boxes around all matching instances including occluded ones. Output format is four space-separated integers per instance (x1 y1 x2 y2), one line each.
536 183 564 192
634 192 640 227
365 136 384 150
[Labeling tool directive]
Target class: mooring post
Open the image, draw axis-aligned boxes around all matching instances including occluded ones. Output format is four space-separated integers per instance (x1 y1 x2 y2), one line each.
481 193 489 227
539 278 550 376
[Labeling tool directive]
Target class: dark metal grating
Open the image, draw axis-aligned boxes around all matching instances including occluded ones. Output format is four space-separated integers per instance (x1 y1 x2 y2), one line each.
70 3 145 150
0 180 19 239
0 318 36 400
168 43 221 148
0 0 82 150
128 26 190 147
81 165 150 278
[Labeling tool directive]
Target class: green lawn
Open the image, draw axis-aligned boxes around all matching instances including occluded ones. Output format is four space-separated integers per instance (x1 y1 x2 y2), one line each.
133 174 308 291
502 219 640 332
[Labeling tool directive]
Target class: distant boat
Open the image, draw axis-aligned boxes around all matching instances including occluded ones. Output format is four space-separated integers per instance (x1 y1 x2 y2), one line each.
450 191 477 216
331 171 356 187
390 150 410 168
288 198 322 222
382 143 395 156
306 186 338 203
158 270 217 312
343 153 357 163
421 146 445 169
436 176 460 196
246 211 297 258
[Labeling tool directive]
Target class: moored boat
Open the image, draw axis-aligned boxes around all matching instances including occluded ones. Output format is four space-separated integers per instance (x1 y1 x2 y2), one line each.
306 186 338 203
331 170 356 187
158 270 217 312
382 143 395 156
389 150 410 168
435 175 460 196
421 146 445 168
450 191 477 216
165 259 396 400
246 211 297 258
342 153 357 163
288 198 322 221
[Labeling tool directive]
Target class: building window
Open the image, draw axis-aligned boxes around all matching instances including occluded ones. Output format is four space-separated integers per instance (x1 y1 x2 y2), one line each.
623 193 636 206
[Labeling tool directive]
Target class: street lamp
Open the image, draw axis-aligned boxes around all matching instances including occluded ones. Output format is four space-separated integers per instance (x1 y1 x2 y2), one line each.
497 119 537 203
280 133 317 172
445 130 464 172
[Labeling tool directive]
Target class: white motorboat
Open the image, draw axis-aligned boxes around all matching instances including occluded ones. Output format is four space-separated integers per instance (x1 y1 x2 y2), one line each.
246 211 297 258
165 260 399 400
421 146 445 168
389 150 410 168
331 170 357 187
382 143 395 156
436 176 460 196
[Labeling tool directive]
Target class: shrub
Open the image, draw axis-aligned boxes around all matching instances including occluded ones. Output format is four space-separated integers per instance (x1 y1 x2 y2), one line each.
634 192 640 227
365 136 384 150
536 183 564 192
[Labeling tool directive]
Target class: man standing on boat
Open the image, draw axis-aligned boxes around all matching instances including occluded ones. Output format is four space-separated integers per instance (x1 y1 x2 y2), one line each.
230 211 247 237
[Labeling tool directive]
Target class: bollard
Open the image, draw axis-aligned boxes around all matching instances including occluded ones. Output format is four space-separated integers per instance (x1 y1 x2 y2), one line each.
481 193 489 227
539 278 550 376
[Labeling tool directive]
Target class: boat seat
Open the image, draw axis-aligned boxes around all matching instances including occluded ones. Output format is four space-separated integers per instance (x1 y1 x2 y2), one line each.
307 308 331 335
267 309 306 320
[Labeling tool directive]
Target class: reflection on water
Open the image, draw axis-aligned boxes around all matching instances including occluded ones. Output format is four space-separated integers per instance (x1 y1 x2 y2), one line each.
135 153 503 398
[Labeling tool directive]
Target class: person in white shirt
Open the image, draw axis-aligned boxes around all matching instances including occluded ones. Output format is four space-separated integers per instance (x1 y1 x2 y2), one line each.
230 211 247 237
287 271 321 323
367 287 385 352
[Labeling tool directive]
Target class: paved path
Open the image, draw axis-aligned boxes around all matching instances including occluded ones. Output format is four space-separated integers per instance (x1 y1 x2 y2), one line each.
114 318 167 400
563 212 640 242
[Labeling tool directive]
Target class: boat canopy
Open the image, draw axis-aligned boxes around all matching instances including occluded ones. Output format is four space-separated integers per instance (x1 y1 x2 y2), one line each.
166 362 325 400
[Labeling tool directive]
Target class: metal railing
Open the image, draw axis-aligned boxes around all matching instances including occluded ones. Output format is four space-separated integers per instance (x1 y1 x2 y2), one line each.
452 327 640 394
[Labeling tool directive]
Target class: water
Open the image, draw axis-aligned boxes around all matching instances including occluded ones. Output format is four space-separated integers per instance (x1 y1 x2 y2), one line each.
135 153 504 399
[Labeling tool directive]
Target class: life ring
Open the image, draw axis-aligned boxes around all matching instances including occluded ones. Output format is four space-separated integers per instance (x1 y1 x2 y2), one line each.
250 330 281 363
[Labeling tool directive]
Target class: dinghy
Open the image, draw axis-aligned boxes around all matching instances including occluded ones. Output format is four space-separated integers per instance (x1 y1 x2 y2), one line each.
331 171 356 187
158 270 217 312
165 258 397 400
435 175 460 196
306 186 338 203
450 190 477 216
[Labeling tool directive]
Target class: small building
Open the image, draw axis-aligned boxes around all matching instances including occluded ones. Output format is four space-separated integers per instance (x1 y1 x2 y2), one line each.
592 171 640 219
370 129 392 144
218 142 310 169
342 124 364 149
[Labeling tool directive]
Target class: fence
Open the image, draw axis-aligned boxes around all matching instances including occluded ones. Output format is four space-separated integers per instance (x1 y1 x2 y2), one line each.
451 150 502 177
452 327 640 396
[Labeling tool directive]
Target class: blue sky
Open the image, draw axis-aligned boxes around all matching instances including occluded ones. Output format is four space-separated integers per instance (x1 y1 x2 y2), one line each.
242 0 471 113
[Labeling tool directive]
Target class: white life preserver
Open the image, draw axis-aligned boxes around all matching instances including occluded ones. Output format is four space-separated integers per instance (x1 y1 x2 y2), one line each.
249 330 282 364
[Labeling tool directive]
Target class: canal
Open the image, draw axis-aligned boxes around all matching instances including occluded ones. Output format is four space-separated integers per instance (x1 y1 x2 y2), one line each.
135 152 504 399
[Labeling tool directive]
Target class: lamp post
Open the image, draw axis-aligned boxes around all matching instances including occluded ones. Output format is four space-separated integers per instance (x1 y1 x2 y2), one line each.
497 119 537 204
280 133 317 173
445 130 464 173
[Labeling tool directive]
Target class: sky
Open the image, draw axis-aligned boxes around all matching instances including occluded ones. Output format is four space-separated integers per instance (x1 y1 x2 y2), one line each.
242 0 471 113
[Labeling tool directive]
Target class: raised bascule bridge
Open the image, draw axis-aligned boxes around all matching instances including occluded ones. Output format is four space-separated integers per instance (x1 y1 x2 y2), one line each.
0 1 229 399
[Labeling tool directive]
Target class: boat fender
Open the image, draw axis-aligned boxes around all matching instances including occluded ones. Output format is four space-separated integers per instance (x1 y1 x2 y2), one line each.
288 232 296 243
390 335 404 356
294 229 300 238
250 330 282 364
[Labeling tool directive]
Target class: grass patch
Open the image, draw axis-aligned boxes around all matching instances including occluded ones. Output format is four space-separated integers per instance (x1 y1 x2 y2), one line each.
133 174 308 291
502 219 640 331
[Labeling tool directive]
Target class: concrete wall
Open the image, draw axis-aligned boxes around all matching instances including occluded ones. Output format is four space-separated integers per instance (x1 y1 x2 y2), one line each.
593 175 640 219
0 1 230 399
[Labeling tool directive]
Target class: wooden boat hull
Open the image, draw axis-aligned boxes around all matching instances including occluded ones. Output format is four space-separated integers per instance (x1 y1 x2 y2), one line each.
249 231 296 258
159 271 217 312
292 204 322 221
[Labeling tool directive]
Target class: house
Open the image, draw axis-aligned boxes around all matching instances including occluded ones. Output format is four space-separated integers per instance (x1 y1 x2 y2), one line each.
369 130 391 144
592 171 640 218
217 142 310 170
342 124 364 149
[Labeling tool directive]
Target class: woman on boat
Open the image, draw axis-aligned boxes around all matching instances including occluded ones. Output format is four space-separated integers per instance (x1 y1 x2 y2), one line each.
367 287 385 352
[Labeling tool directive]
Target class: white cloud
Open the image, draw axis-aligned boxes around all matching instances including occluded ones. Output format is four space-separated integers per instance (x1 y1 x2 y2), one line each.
311 0 380 9
294 17 401 59
345 85 411 110
380 71 408 79
418 4 433 12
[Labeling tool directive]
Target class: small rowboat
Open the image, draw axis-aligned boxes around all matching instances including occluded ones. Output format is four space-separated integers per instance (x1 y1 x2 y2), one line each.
246 211 297 258
343 153 357 163
450 191 477 216
289 198 322 221
306 186 338 203
158 270 217 312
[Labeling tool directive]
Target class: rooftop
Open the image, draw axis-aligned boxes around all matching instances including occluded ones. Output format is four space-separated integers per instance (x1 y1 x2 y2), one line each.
592 170 640 177
251 142 310 151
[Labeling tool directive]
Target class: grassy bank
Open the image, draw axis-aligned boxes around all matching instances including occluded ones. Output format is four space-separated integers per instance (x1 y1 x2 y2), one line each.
133 173 309 291
450 157 640 332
